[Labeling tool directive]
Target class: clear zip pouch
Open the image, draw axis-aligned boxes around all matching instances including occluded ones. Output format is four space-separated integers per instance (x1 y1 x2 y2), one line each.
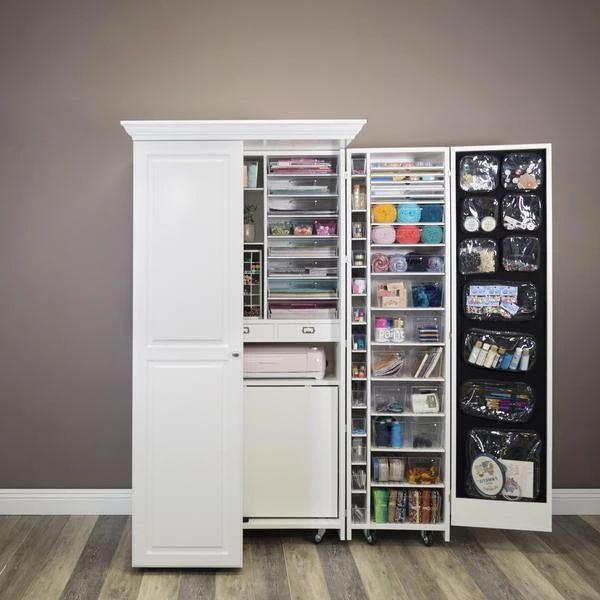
466 429 542 501
459 155 499 192
502 236 541 272
461 197 499 233
501 153 543 190
464 280 537 321
458 239 498 274
460 380 535 422
502 194 542 231
464 328 536 372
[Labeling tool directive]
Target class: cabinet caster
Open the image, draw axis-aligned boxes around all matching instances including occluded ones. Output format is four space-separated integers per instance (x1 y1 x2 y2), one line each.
364 530 376 545
421 530 434 546
314 529 326 544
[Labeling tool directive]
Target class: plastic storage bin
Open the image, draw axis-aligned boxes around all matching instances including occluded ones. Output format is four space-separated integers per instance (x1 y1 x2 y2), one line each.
409 419 443 449
410 384 443 414
407 457 442 485
371 383 407 413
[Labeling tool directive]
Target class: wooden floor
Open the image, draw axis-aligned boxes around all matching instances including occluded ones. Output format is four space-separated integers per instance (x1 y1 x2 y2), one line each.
0 516 599 599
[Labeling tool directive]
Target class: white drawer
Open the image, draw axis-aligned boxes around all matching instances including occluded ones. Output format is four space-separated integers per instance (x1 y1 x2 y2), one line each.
243 323 276 341
276 322 340 342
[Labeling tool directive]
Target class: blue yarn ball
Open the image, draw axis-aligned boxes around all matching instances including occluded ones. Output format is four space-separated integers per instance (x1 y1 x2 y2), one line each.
420 205 444 223
397 203 421 223
420 225 444 244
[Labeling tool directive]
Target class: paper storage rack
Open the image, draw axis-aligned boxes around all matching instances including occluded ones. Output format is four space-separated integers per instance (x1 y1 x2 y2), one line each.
347 148 451 545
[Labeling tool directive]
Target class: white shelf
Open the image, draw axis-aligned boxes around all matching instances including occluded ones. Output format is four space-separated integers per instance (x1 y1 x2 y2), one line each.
267 173 338 178
371 377 445 382
244 187 264 191
371 307 445 312
268 193 338 198
352 433 367 438
370 166 444 172
371 199 444 204
372 412 445 418
370 243 445 248
267 275 338 280
351 322 367 325
351 349 367 353
351 293 367 297
351 237 367 241
370 272 445 276
268 255 339 259
371 342 444 347
267 235 338 239
267 296 338 300
268 213 338 219
371 447 445 453
351 209 367 212
351 489 367 494
370 482 445 488
351 377 368 382
365 522 447 532
244 376 339 386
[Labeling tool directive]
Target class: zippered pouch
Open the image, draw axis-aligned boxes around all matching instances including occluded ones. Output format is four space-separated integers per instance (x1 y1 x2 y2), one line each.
460 380 535 422
466 429 542 501
464 280 537 321
463 328 536 372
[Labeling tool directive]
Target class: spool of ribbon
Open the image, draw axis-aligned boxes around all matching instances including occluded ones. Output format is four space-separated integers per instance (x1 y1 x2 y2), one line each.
371 253 390 273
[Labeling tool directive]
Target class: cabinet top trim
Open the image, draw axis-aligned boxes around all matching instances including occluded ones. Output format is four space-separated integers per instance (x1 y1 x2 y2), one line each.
120 119 366 146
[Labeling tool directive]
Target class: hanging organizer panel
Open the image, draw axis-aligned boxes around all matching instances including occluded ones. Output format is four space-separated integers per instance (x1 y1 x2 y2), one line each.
454 148 549 512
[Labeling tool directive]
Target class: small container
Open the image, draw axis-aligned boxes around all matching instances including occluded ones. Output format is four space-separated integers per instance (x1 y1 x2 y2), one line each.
352 438 366 461
375 318 391 342
407 457 442 485
352 278 366 294
352 184 367 210
270 222 291 236
353 252 365 266
315 220 337 236
293 223 313 236
352 418 366 435
352 222 365 238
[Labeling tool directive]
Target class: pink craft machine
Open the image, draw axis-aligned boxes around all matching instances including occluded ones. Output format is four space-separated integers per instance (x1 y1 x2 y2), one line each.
244 345 326 379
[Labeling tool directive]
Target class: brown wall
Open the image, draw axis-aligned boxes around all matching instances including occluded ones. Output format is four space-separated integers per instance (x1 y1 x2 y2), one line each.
0 0 598 488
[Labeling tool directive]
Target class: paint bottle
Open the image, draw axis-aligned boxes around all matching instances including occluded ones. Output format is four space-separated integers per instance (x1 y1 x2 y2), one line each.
476 343 490 367
483 344 498 369
500 352 513 370
509 346 523 371
519 348 530 371
468 340 483 364
493 348 505 369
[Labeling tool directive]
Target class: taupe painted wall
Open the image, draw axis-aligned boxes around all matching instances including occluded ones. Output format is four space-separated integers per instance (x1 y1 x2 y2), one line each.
1 0 598 488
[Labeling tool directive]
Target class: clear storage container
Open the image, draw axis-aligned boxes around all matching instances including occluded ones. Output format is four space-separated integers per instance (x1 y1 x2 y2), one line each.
409 419 443 449
371 383 407 413
268 177 338 196
409 384 443 414
407 457 442 485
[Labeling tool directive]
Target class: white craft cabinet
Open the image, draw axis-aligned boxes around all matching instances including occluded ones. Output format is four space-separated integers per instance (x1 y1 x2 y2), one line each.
122 121 552 568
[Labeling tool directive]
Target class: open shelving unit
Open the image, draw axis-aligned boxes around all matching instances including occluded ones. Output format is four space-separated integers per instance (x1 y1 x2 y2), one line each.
346 148 451 544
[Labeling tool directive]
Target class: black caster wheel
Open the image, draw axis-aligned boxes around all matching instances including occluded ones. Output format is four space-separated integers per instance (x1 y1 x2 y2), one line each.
421 530 434 546
314 529 326 544
364 530 376 545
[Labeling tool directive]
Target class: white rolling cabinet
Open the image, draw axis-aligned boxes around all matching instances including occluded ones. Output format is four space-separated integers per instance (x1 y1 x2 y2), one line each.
122 120 365 568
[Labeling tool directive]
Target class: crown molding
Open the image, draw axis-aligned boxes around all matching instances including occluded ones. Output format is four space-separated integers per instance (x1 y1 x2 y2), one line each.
120 119 366 147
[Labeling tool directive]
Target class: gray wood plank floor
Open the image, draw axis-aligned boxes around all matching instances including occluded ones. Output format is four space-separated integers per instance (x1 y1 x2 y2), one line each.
0 516 598 599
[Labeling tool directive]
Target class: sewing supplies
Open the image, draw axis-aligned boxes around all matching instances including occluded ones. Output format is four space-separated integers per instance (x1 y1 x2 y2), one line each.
372 203 397 223
458 239 497 274
389 254 408 272
464 282 537 321
371 225 396 245
396 225 421 244
397 203 421 223
465 330 536 371
459 155 499 192
371 252 390 273
502 153 543 190
420 225 443 244
502 236 540 271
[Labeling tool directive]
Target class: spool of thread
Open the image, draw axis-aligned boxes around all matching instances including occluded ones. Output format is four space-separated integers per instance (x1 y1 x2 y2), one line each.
372 225 396 245
396 225 421 244
420 225 444 244
420 204 444 222
397 203 421 223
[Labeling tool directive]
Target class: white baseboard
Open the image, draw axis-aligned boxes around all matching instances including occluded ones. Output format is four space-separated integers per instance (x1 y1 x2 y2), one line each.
552 489 600 515
0 488 598 516
0 489 131 515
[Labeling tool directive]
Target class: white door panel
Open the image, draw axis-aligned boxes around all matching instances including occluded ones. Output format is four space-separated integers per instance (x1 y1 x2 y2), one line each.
132 140 243 567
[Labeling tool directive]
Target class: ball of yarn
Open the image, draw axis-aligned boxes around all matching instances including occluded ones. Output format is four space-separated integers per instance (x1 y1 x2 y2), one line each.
427 256 445 272
371 225 396 245
372 204 397 223
371 253 390 273
420 205 444 223
389 254 408 272
396 225 421 244
420 225 444 244
411 283 443 307
397 203 421 223
406 252 426 272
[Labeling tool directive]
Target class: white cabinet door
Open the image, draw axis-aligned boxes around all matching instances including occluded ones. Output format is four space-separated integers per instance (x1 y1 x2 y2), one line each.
132 141 243 567
243 385 338 518
450 144 552 532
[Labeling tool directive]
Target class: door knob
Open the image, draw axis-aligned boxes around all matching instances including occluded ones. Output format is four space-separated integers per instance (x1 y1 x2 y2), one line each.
232 351 240 358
